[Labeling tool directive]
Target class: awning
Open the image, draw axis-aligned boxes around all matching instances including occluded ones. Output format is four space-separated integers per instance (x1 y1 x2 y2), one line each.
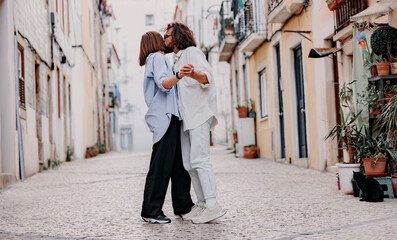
350 0 397 22
308 47 341 58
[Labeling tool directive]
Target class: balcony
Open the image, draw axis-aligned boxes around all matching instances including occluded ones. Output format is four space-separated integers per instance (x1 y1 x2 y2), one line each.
268 0 305 24
218 1 238 62
237 0 266 53
334 0 367 33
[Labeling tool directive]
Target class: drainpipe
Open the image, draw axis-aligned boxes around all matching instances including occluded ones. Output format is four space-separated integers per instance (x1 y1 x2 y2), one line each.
50 12 55 70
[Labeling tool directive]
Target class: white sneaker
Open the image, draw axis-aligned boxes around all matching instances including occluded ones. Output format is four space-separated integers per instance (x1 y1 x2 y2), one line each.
181 203 206 221
191 203 227 224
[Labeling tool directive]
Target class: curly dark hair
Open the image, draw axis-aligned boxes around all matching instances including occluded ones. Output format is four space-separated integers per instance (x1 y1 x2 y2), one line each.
166 22 196 50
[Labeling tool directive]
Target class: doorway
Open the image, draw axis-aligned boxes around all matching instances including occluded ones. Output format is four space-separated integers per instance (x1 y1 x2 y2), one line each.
35 63 43 165
294 46 308 158
276 45 286 159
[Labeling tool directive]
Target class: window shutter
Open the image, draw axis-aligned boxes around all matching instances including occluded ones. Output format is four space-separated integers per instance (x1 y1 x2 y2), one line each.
19 78 26 110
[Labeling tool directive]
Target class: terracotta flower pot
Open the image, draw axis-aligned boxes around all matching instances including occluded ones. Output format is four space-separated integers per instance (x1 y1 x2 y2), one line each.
385 93 395 104
376 62 390 76
238 108 248 118
369 108 381 115
327 0 347 11
85 153 91 159
363 158 388 177
370 65 377 77
233 133 238 143
244 147 258 159
390 62 397 75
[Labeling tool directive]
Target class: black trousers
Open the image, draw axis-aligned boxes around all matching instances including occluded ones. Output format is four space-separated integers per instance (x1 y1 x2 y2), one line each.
141 116 194 218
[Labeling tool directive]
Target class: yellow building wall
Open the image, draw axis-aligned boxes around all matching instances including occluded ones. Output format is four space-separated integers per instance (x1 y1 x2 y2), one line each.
250 5 321 169
81 0 96 147
249 43 274 159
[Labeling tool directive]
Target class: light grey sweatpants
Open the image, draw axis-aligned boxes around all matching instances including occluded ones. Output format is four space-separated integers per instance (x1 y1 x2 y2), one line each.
180 117 217 202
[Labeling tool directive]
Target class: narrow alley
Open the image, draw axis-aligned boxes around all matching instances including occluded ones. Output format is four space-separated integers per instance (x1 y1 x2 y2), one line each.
1 147 396 239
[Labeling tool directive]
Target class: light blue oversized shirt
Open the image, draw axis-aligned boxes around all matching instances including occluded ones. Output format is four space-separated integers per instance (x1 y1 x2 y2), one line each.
143 52 181 143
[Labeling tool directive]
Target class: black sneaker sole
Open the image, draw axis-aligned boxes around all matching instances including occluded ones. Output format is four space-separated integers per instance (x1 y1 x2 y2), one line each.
142 217 171 224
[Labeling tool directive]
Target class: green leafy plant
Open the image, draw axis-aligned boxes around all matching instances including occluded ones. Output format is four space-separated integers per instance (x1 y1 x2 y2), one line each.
375 94 397 148
384 84 397 94
371 26 397 62
352 127 394 166
95 143 107 154
357 85 381 110
324 81 362 163
363 52 383 71
66 146 74 162
235 105 248 110
224 17 234 28
244 144 257 148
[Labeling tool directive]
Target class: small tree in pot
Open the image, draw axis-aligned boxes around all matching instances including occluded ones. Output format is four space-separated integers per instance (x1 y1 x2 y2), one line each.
371 26 397 75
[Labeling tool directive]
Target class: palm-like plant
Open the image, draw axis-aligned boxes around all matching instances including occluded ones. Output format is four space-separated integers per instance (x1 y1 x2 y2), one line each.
324 81 362 163
376 94 397 148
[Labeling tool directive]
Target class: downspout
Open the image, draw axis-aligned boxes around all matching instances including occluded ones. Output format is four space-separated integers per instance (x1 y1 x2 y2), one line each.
14 27 25 181
51 12 55 70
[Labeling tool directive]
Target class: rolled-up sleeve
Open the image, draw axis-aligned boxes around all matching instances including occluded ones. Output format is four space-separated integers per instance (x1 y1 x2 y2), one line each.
152 53 171 92
188 48 214 88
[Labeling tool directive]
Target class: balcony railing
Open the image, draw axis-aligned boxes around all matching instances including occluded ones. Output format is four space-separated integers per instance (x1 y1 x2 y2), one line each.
235 0 265 44
268 0 283 15
335 0 367 33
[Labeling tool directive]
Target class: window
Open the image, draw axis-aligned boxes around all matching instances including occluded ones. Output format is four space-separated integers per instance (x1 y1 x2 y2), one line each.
17 44 26 110
259 69 269 119
145 14 154 26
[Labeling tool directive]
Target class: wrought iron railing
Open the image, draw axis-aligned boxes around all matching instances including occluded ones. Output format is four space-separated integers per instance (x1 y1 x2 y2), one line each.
236 0 265 43
268 0 283 15
335 0 367 33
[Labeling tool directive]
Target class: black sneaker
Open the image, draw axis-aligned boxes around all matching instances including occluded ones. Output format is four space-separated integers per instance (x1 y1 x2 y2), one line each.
142 215 171 224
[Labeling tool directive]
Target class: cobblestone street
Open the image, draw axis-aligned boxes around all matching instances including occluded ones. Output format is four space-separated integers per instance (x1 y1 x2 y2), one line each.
1 146 397 239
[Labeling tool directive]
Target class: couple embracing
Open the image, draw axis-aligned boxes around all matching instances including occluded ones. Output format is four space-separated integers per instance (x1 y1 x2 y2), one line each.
139 22 226 224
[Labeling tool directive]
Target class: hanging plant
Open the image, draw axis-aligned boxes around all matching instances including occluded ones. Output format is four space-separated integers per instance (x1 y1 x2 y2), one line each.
326 0 347 11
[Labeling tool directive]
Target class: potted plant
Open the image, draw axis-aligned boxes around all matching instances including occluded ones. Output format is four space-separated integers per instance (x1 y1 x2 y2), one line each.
236 105 249 118
371 26 397 76
363 52 383 77
357 85 381 115
324 81 362 194
326 0 347 11
248 99 256 118
353 127 394 177
376 94 397 146
243 144 259 159
231 129 238 143
384 84 397 103
224 17 233 29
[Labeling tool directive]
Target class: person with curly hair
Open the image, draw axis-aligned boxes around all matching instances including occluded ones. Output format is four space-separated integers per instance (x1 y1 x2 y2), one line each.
163 22 227 224
139 31 194 224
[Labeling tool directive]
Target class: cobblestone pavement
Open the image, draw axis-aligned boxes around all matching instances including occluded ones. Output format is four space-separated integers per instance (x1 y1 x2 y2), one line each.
1 146 397 240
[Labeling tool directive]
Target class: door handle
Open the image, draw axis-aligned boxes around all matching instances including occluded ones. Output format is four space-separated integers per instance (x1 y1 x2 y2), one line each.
301 108 305 113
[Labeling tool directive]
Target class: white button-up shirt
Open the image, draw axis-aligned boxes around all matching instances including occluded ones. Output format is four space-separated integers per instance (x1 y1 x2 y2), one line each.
173 46 218 131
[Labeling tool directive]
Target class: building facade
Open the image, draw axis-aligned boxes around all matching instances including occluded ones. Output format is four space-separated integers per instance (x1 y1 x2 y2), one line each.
219 0 397 171
0 0 121 189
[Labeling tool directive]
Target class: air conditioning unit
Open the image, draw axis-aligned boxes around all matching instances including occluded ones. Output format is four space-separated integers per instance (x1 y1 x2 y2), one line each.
236 118 255 157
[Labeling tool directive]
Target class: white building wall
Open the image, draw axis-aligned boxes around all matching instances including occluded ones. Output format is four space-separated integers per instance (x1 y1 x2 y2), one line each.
111 0 177 151
0 0 18 185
